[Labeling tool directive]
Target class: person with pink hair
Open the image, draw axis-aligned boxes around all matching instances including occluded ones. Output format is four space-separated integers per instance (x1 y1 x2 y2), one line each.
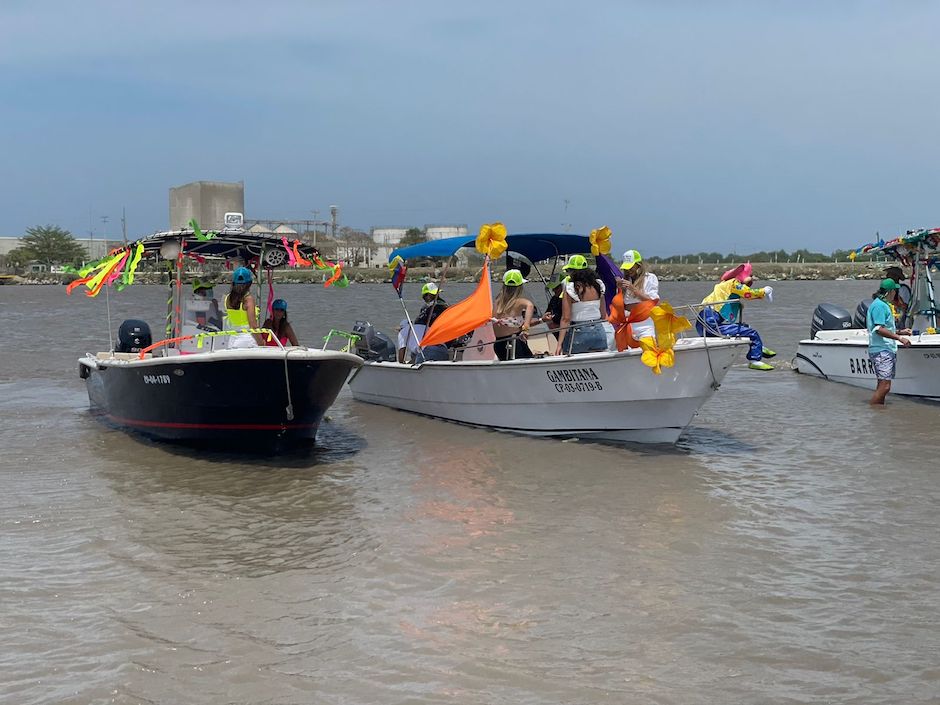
697 262 776 370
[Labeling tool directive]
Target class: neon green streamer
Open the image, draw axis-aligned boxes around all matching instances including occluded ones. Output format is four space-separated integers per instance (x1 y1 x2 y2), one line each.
189 218 216 242
122 242 145 286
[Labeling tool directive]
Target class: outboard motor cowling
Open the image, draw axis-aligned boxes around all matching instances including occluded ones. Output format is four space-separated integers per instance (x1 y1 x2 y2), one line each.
853 299 871 330
116 319 152 353
351 320 396 361
810 303 853 339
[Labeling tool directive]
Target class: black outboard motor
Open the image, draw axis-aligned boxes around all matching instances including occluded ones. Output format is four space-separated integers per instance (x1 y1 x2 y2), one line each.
116 319 152 353
351 320 396 361
853 299 871 330
810 303 853 339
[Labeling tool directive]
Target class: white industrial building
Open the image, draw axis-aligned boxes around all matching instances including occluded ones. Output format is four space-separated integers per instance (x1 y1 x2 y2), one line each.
370 224 469 265
0 236 118 262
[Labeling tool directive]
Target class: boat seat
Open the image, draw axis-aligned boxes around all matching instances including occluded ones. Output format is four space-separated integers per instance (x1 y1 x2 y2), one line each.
527 324 557 356
96 352 152 360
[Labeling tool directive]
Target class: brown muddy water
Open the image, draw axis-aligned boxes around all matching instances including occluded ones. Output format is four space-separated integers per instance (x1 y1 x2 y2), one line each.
1 280 938 704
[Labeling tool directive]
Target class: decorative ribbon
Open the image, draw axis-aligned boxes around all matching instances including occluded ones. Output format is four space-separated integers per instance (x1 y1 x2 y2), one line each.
281 236 298 267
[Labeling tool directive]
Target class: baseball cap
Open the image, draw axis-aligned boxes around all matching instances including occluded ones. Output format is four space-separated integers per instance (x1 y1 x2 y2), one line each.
272 298 287 311
562 254 588 271
880 277 900 291
620 250 642 270
503 269 528 287
421 282 440 296
192 278 213 292
232 266 253 284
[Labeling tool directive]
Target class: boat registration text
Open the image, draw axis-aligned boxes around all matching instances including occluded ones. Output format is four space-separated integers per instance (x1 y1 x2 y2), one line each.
546 367 603 393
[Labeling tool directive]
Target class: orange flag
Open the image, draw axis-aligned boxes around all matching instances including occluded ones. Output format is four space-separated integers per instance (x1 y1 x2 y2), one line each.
420 260 493 348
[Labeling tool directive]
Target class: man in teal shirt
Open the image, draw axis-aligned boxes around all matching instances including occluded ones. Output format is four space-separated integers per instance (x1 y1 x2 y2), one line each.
866 278 912 405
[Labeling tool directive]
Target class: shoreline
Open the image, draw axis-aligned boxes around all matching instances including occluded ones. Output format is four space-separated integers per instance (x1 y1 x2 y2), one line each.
4 261 896 286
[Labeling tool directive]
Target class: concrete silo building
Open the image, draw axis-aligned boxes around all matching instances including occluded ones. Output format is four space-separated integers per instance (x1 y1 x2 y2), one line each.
169 181 245 230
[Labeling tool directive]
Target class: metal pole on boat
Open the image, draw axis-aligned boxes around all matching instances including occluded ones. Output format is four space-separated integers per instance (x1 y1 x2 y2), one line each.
397 291 422 364
174 237 184 343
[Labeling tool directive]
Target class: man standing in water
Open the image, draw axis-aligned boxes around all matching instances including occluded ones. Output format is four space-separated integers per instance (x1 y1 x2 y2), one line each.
867 278 912 405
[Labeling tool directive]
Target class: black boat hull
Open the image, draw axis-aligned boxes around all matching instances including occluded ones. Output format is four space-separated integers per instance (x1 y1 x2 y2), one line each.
80 351 360 445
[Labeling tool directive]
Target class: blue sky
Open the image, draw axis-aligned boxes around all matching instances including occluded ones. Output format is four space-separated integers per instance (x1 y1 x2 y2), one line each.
2 1 940 256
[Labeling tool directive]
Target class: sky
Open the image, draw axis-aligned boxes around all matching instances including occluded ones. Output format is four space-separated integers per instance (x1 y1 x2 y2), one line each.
2 0 940 257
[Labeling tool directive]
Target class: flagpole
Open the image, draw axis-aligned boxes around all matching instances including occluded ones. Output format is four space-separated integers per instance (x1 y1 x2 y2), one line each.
390 258 423 364
397 290 422 364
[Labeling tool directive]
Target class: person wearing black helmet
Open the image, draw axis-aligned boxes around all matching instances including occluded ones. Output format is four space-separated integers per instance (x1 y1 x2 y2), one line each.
882 265 911 325
261 298 299 347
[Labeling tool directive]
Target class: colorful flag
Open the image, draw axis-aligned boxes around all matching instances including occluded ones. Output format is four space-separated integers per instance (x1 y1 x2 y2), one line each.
391 259 408 296
420 260 493 348
595 253 621 309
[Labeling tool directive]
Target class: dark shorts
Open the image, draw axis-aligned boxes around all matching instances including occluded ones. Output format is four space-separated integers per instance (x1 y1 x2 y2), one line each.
869 350 896 380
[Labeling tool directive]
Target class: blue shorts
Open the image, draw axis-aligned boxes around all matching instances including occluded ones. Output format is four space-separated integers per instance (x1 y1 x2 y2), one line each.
565 322 610 354
869 350 896 380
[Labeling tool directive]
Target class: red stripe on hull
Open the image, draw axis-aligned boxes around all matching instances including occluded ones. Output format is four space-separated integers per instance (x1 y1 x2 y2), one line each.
106 415 317 431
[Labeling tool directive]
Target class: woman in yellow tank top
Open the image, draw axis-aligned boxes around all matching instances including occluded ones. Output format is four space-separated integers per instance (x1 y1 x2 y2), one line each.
225 267 263 347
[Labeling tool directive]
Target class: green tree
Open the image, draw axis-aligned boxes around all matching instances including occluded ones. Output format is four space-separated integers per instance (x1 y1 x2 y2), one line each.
15 225 88 265
399 227 427 247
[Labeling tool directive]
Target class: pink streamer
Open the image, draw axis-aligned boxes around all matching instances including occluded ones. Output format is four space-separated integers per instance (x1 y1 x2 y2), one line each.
281 237 298 267
104 250 130 286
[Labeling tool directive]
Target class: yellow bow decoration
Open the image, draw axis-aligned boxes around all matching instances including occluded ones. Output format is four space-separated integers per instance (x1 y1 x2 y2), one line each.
476 222 508 259
848 251 857 261
639 338 676 375
589 225 612 256
649 302 692 350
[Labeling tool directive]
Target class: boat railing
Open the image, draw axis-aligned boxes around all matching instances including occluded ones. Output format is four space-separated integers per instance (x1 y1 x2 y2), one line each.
322 329 362 353
136 327 284 359
672 299 741 339
444 299 745 361
448 320 613 360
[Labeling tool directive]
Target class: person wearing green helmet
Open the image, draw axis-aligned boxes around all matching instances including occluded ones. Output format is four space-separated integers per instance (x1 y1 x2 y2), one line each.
616 249 659 341
867 277 912 405
555 255 614 355
492 269 535 360
540 276 566 332
397 282 449 363
190 278 222 329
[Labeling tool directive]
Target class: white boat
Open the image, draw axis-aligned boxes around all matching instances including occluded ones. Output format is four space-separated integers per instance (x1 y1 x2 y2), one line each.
347 232 749 444
350 337 744 444
794 227 940 398
794 329 940 397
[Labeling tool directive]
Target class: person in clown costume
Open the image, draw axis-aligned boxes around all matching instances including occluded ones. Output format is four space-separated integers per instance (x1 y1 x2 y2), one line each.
697 262 776 371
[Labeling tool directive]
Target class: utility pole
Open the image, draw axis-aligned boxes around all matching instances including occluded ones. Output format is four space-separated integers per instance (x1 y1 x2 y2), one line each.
562 199 571 233
100 215 109 259
311 209 319 247
330 205 339 258
121 207 127 245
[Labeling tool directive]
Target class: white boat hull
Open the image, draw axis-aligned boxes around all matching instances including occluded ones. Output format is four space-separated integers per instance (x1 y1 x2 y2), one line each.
794 330 940 397
349 337 747 444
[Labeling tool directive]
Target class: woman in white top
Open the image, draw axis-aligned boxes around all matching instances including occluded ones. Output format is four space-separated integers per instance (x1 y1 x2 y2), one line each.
617 249 659 342
555 257 615 355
